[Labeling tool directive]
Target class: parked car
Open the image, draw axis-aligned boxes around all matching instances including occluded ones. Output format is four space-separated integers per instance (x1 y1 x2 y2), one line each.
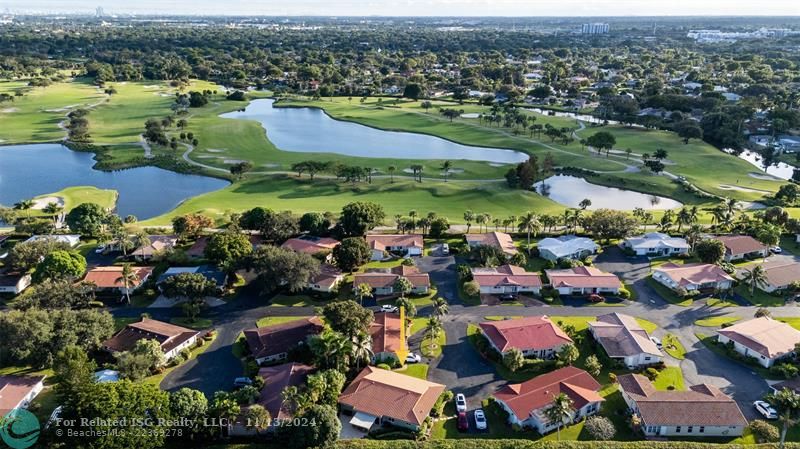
587 294 605 303
233 377 253 388
406 353 422 364
650 336 663 349
771 246 782 254
473 409 487 430
754 400 778 420
380 304 399 313
455 393 467 412
457 412 469 431
95 244 107 254
498 293 518 301
441 243 450 255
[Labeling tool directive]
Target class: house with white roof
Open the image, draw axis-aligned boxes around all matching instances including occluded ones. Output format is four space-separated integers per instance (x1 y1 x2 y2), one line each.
717 317 800 368
652 263 734 293
623 233 689 257
537 235 598 262
24 234 81 247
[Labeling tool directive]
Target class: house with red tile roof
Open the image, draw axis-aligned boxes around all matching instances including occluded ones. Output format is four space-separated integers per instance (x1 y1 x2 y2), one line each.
102 318 201 360
545 266 621 296
465 231 518 255
716 235 768 262
589 313 662 369
717 317 800 368
243 317 324 364
652 263 734 293
0 375 45 415
353 265 430 296
618 373 747 437
479 316 572 358
281 236 340 262
308 264 344 293
494 366 603 434
338 366 445 432
471 265 542 295
758 260 800 293
370 312 404 363
83 266 153 295
365 234 423 261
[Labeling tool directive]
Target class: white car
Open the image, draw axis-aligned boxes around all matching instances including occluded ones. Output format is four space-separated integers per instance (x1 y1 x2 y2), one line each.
441 243 450 255
455 393 467 413
754 400 778 420
95 244 107 254
406 353 422 364
380 304 399 313
650 336 663 349
771 246 782 254
473 409 487 430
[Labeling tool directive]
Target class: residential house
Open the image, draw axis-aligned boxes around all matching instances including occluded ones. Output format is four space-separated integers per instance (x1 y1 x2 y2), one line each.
622 233 690 257
0 271 31 295
370 312 404 363
133 235 179 261
0 375 46 415
243 317 324 365
758 261 800 293
618 374 747 437
479 316 572 358
749 135 772 147
102 318 201 360
465 232 518 255
353 265 430 296
778 135 800 153
652 263 734 293
470 265 542 295
365 234 423 260
589 313 662 369
494 366 603 434
23 234 81 247
716 235 768 262
545 266 621 296
230 363 315 435
771 377 800 395
308 264 344 293
537 236 598 262
281 236 340 262
339 366 445 432
187 235 264 259
717 317 800 368
157 265 227 291
83 266 154 295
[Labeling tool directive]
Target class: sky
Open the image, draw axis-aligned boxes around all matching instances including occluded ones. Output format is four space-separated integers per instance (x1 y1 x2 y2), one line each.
3 0 800 17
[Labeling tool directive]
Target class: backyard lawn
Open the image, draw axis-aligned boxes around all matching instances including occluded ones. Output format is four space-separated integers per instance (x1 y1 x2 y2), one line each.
694 316 741 327
255 315 313 328
394 363 429 380
662 333 686 360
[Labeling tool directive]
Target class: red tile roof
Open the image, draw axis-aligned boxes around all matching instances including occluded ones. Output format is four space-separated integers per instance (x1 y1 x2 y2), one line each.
354 265 430 289
545 266 621 289
83 266 153 289
339 366 445 426
370 312 403 354
479 316 572 353
255 363 315 421
134 235 178 257
618 374 747 427
243 317 324 360
0 375 45 413
471 265 542 289
366 234 423 251
102 318 200 354
281 237 340 255
309 264 343 289
717 235 766 255
494 367 603 420
654 263 734 287
465 232 518 254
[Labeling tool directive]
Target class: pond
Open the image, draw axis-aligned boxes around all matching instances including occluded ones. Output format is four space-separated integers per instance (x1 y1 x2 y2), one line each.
533 175 683 210
736 150 797 181
0 144 229 219
221 99 529 163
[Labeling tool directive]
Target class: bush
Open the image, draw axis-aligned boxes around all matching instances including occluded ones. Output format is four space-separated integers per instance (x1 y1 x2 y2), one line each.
771 363 799 379
749 419 780 443
584 415 616 441
376 363 391 370
618 287 631 299
644 367 659 381
608 372 617 383
463 280 481 297
431 391 454 417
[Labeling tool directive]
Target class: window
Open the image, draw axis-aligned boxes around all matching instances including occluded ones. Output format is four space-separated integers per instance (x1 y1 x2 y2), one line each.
699 427 705 433
688 426 693 433
676 426 681 433
645 357 652 361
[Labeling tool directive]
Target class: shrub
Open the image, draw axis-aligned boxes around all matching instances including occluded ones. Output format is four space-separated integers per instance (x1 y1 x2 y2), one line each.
771 363 799 379
608 372 617 383
463 280 481 297
584 415 616 441
749 419 780 443
431 391 454 417
618 287 631 299
376 363 391 370
644 367 659 381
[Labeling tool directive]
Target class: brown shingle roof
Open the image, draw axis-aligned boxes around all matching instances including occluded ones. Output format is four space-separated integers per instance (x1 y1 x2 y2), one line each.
761 261 800 289
281 237 340 255
545 266 621 289
494 367 603 420
83 266 153 289
135 235 178 257
102 318 200 354
718 317 800 359
309 264 342 289
471 265 542 289
465 232 518 254
589 313 661 357
717 235 765 255
0 375 45 413
479 316 572 353
255 363 315 421
353 265 430 289
654 263 734 287
339 366 445 426
618 374 747 427
366 234 423 251
243 317 324 360
370 312 403 354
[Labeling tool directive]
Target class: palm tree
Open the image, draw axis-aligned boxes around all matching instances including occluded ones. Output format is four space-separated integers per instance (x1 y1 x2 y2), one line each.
351 331 374 370
766 388 800 449
544 393 575 441
676 208 692 232
425 317 443 355
355 283 373 306
42 202 63 228
684 224 703 252
388 165 396 183
578 198 591 210
642 212 654 231
518 212 542 252
441 160 453 182
463 210 475 233
115 263 139 304
742 265 768 297
475 214 487 233
431 297 449 319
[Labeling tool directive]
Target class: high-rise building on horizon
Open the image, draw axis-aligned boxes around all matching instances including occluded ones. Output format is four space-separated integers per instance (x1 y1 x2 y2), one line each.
96 6 104 17
582 23 609 34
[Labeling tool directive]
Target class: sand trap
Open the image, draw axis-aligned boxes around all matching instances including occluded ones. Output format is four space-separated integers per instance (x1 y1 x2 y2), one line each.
743 201 767 210
206 149 226 153
719 184 772 193
402 168 421 174
143 85 161 89
748 172 781 181
1 107 19 113
488 162 508 167
197 155 216 159
45 104 79 112
441 168 465 175
31 196 65 210
223 159 247 164
156 93 173 97
262 163 280 168
460 113 480 119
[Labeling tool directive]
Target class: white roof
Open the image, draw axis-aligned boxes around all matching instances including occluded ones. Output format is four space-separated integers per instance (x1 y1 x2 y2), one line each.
625 233 689 250
538 235 598 258
24 234 81 247
162 267 201 276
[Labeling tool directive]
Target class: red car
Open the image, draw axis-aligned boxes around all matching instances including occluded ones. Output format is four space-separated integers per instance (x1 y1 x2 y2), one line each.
457 412 469 431
587 294 605 303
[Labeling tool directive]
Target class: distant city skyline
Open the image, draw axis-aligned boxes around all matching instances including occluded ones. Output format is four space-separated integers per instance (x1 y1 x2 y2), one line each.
2 0 800 17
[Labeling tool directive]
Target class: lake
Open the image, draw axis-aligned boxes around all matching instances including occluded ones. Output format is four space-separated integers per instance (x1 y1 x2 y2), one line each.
0 144 229 219
221 99 529 163
736 150 797 181
533 175 683 210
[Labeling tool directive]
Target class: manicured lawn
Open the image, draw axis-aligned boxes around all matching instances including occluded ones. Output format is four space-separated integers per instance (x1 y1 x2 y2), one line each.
662 333 686 360
409 317 429 336
255 315 312 328
0 366 54 379
653 366 686 391
777 317 800 331
696 332 775 379
645 277 693 306
695 316 741 327
421 331 446 358
270 293 328 307
734 284 786 307
706 298 739 307
29 387 59 424
394 363 428 380
33 186 117 212
171 317 213 329
113 316 140 332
